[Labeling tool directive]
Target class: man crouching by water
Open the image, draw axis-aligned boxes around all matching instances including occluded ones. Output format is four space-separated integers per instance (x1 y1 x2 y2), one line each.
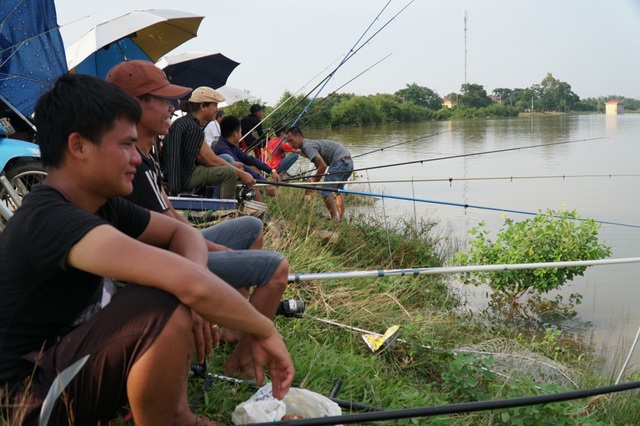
0 74 293 425
285 126 354 220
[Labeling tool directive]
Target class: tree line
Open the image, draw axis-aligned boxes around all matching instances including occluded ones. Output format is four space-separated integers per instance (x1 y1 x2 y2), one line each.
222 72 638 130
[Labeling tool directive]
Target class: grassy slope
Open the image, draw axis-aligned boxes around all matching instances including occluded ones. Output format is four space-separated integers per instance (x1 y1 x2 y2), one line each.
188 188 639 425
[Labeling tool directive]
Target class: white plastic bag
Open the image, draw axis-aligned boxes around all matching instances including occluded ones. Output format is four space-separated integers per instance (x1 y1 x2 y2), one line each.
232 382 342 424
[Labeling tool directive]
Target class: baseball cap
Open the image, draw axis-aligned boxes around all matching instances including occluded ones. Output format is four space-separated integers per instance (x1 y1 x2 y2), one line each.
106 60 191 100
250 104 265 114
189 87 225 103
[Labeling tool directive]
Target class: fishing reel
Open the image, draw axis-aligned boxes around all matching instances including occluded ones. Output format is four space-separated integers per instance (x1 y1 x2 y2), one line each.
276 299 306 317
236 185 256 202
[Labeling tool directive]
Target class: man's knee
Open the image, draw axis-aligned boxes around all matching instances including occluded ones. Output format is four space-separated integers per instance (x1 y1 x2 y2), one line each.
270 258 289 292
164 304 193 337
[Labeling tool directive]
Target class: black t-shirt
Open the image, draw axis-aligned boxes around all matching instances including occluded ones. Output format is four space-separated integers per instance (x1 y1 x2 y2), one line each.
0 185 150 385
126 148 169 213
240 114 265 148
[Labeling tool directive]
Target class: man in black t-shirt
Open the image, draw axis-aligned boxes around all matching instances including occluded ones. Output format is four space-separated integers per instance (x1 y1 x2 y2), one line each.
240 103 266 157
0 74 293 425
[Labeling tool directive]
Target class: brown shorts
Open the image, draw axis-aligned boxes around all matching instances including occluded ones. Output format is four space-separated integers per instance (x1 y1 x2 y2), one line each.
9 284 180 425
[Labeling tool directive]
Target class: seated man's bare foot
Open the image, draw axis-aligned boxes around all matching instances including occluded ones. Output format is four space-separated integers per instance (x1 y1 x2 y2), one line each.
223 340 256 380
219 327 242 344
174 408 222 425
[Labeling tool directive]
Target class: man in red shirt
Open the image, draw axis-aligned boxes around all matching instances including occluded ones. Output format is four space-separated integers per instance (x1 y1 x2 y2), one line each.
264 125 300 178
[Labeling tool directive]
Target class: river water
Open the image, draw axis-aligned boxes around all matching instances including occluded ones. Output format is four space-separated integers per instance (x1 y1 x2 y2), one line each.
304 114 640 372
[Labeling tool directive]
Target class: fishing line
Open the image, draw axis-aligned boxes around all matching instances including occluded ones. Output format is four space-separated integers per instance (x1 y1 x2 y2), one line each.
237 53 344 146
283 136 608 181
257 0 416 155
291 313 576 388
287 129 454 179
243 1 396 153
255 173 640 186
292 53 394 128
264 180 640 229
286 0 394 129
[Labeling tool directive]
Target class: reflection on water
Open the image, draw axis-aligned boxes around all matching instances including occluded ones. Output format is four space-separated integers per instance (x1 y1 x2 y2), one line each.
306 114 640 372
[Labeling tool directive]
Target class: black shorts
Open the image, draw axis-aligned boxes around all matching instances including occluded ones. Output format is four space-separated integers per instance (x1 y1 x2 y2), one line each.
9 284 180 425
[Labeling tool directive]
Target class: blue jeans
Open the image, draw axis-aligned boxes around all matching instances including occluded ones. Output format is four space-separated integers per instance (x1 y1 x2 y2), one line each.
277 153 299 174
320 158 353 197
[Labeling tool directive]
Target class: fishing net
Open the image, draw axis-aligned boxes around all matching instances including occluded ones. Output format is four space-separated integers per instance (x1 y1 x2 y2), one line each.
455 338 577 388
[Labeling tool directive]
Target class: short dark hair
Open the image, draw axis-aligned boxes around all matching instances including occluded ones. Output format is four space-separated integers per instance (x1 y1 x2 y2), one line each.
188 102 213 113
220 115 241 138
34 73 141 167
286 126 304 138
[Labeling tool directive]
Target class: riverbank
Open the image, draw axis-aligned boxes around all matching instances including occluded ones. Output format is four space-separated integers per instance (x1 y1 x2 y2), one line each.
189 189 639 425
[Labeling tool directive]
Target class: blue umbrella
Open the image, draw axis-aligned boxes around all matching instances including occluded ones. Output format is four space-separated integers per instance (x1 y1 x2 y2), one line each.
0 0 67 121
67 9 204 79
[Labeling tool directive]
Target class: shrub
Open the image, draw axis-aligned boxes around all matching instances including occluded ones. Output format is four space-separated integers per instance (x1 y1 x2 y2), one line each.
452 208 611 304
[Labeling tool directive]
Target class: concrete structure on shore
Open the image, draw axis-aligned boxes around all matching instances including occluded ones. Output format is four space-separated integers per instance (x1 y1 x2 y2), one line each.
605 99 624 115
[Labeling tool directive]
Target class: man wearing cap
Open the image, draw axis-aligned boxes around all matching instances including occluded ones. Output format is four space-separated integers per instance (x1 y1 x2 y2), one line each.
286 126 354 220
107 59 291 371
0 72 293 425
240 103 266 158
162 86 256 196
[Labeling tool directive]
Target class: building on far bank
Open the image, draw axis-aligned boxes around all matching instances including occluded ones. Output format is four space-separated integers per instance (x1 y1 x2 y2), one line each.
443 97 455 109
605 99 624 115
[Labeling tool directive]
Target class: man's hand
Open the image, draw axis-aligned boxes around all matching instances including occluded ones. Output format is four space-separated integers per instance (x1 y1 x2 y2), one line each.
233 161 244 170
208 241 232 252
191 309 216 363
238 170 256 186
249 332 294 399
265 186 276 197
270 170 281 182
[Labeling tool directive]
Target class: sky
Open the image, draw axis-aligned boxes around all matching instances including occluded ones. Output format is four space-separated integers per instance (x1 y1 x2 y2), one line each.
54 0 640 106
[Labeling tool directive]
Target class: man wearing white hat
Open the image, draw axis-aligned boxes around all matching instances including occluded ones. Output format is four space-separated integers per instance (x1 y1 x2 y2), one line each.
163 86 255 197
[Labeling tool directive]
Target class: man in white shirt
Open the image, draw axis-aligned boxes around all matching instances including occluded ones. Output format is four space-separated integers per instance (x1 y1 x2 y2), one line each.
204 109 225 147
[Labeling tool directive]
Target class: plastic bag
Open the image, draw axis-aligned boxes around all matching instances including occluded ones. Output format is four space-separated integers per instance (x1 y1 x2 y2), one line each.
232 382 342 424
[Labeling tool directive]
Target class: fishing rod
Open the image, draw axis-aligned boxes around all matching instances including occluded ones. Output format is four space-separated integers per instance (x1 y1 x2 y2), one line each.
248 380 640 425
236 53 344 147
263 180 640 229
247 53 393 156
293 53 394 128
287 257 640 283
255 173 640 187
283 136 608 181
242 1 395 154
286 128 455 179
255 0 415 155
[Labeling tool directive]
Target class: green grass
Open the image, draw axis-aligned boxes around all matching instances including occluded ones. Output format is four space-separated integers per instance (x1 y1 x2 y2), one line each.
187 188 640 424
6 187 639 425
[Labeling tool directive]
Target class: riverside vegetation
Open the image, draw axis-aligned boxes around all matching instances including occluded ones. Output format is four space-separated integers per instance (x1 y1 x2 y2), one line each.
180 189 638 425
223 72 640 132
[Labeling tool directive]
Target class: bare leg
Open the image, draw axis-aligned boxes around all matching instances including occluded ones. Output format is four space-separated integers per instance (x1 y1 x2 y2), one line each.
335 194 346 220
249 230 264 250
323 195 338 220
126 304 217 426
224 259 289 376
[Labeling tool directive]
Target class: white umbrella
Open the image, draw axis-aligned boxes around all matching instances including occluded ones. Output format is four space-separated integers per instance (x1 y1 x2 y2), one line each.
217 86 253 107
67 9 204 78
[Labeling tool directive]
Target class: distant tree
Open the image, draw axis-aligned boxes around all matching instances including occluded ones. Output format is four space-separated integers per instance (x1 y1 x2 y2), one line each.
395 83 442 110
459 83 492 108
539 73 580 112
492 88 514 106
